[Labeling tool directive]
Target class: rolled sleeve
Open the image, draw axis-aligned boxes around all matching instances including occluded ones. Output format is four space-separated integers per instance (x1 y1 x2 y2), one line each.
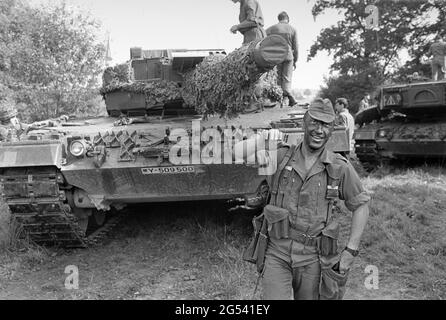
339 162 370 211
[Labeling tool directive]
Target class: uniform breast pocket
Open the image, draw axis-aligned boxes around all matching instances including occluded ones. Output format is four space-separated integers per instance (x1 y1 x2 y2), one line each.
325 165 341 200
279 166 293 186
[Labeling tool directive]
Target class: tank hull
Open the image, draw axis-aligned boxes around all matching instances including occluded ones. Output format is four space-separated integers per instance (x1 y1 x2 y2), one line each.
0 108 351 247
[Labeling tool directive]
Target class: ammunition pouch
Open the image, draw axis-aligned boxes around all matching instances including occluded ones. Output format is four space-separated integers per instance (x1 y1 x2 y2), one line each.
242 204 291 273
264 204 320 247
242 213 268 274
319 221 346 300
319 221 340 257
320 257 349 300
263 204 289 240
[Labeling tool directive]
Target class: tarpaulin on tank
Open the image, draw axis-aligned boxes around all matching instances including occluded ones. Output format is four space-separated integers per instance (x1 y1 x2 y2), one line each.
252 35 290 69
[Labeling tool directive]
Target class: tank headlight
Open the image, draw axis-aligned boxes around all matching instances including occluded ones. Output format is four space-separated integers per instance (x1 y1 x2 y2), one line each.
70 140 86 157
378 130 387 138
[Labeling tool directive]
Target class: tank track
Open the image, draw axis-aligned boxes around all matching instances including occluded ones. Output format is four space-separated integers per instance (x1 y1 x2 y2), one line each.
0 167 121 248
354 140 383 171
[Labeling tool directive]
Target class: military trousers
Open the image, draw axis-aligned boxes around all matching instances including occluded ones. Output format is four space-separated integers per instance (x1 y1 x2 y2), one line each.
431 58 445 81
262 252 321 300
242 26 266 45
277 60 294 97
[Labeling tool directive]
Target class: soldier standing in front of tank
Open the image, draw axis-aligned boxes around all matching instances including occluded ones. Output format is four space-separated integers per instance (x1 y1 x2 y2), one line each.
236 99 370 299
229 0 266 45
429 37 446 81
265 11 299 107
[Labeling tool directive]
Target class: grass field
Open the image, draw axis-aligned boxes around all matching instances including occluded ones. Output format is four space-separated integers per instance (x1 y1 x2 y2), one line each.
0 164 445 300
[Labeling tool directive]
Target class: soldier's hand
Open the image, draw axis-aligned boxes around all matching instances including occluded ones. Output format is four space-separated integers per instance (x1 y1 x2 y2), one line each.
230 25 238 34
339 249 355 274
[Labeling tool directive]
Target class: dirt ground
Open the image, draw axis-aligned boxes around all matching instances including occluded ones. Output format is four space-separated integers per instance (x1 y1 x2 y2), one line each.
0 198 436 300
0 203 404 300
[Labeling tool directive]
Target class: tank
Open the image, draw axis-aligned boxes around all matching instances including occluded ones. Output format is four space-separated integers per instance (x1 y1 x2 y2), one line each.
354 80 446 169
0 41 349 248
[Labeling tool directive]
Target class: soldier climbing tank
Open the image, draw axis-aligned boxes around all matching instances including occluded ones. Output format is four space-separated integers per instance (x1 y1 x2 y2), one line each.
354 80 446 169
0 36 350 248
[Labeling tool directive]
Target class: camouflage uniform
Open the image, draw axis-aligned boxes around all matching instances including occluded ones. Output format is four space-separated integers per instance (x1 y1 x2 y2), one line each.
261 100 370 300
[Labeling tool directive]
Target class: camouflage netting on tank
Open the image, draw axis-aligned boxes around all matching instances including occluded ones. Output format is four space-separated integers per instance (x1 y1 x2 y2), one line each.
182 46 275 118
255 69 283 104
100 45 282 116
100 81 182 108
102 63 132 87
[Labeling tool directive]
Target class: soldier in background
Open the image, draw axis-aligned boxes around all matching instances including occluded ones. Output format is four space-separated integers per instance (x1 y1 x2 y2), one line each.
429 38 446 81
357 94 370 115
0 99 27 140
0 102 68 141
335 98 355 155
266 11 299 107
229 0 266 45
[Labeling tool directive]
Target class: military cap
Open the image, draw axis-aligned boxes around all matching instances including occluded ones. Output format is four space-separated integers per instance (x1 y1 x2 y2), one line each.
0 99 18 123
308 98 335 123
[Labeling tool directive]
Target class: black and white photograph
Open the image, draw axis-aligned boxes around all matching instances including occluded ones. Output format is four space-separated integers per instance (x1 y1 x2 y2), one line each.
0 0 445 304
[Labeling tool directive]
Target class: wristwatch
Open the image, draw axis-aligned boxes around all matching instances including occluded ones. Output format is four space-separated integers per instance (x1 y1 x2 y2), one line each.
344 246 359 257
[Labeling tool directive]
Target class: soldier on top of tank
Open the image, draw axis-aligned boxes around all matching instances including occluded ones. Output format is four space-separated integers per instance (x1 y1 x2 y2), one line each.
265 11 299 108
229 0 266 45
0 101 68 141
429 36 446 81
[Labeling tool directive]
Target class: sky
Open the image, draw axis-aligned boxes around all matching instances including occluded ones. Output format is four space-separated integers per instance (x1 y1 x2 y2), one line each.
29 0 343 90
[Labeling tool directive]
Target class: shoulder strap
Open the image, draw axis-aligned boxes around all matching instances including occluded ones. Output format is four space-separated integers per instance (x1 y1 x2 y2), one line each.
324 160 343 224
269 144 297 205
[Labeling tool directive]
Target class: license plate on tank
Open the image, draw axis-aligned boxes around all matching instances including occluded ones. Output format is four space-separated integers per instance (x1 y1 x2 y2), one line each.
141 166 196 174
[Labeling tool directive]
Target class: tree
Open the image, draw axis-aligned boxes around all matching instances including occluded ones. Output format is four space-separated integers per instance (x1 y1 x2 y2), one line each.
309 0 446 78
318 67 382 114
309 0 446 111
0 0 106 121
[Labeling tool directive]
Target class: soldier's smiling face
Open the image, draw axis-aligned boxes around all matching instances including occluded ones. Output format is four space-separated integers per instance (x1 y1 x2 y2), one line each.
303 114 334 150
